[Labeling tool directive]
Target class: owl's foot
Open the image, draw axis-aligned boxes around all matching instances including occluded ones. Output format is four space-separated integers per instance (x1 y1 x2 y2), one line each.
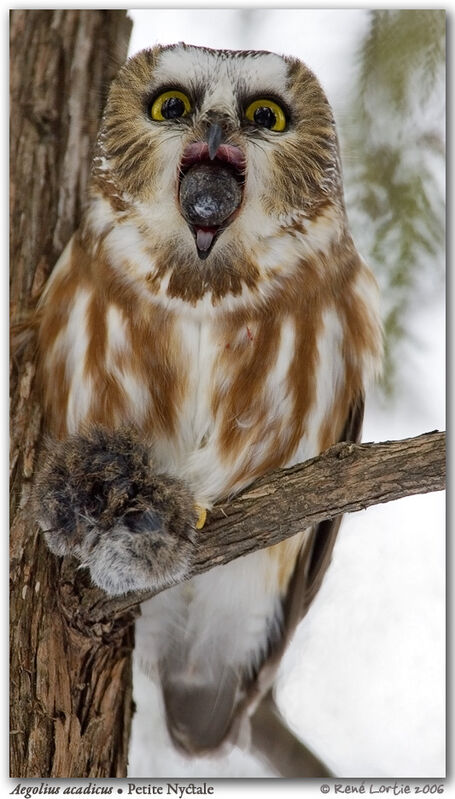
33 427 197 595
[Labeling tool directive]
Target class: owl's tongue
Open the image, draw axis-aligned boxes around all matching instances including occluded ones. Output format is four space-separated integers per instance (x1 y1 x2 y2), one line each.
179 163 242 259
195 228 216 253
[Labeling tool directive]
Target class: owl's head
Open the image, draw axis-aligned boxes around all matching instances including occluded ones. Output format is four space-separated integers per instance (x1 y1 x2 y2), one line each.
88 44 346 306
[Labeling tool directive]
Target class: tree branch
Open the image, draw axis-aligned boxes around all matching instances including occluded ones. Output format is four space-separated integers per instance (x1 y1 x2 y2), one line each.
72 430 445 624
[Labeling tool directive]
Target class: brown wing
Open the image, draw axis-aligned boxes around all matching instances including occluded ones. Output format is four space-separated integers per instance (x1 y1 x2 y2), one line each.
283 392 365 632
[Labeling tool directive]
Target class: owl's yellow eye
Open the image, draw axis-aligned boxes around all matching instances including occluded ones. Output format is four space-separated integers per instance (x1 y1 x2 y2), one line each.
245 99 287 132
150 90 192 121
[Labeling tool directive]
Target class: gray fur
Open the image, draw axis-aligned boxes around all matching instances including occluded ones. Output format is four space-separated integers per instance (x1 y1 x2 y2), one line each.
33 427 197 595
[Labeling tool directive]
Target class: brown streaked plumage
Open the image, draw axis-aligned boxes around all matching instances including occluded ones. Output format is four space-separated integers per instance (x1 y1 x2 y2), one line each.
33 43 382 764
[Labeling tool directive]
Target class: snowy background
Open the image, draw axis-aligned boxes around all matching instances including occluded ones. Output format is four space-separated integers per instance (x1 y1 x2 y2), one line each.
126 9 445 781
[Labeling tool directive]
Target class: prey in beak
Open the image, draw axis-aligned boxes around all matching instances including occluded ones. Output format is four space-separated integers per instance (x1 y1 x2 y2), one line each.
179 123 246 259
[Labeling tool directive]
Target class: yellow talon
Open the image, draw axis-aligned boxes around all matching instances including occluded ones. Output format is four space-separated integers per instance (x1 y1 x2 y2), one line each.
195 505 207 530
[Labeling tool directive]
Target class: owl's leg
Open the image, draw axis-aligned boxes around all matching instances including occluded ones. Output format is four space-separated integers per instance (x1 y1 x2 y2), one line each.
33 427 197 596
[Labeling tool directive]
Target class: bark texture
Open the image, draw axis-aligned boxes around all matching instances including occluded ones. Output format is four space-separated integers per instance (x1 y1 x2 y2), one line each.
193 429 445 571
10 10 133 778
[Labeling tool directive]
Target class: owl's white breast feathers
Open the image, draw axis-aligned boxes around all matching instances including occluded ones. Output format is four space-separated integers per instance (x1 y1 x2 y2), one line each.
136 545 286 689
105 303 130 362
83 185 345 318
62 288 93 434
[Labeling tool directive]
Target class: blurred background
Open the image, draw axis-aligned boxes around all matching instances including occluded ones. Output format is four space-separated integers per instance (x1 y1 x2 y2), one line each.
126 9 445 780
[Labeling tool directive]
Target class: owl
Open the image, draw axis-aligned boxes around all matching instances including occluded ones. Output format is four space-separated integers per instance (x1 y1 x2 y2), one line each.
33 44 382 763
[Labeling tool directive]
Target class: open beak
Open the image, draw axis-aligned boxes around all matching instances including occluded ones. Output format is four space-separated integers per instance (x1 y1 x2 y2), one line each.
178 126 246 260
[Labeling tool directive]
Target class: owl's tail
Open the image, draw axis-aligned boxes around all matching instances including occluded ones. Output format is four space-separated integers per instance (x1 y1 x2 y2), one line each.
161 669 241 755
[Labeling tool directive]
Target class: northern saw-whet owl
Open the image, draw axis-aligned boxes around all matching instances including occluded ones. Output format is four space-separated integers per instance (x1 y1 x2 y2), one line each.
34 44 382 757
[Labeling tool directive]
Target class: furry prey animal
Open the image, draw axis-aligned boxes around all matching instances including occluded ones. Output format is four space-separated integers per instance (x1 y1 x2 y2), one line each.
33 43 382 760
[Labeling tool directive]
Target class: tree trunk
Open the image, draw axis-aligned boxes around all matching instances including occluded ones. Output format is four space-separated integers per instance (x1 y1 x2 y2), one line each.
10 10 133 778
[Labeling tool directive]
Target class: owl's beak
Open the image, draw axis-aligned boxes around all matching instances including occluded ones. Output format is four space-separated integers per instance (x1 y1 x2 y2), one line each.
206 123 224 161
